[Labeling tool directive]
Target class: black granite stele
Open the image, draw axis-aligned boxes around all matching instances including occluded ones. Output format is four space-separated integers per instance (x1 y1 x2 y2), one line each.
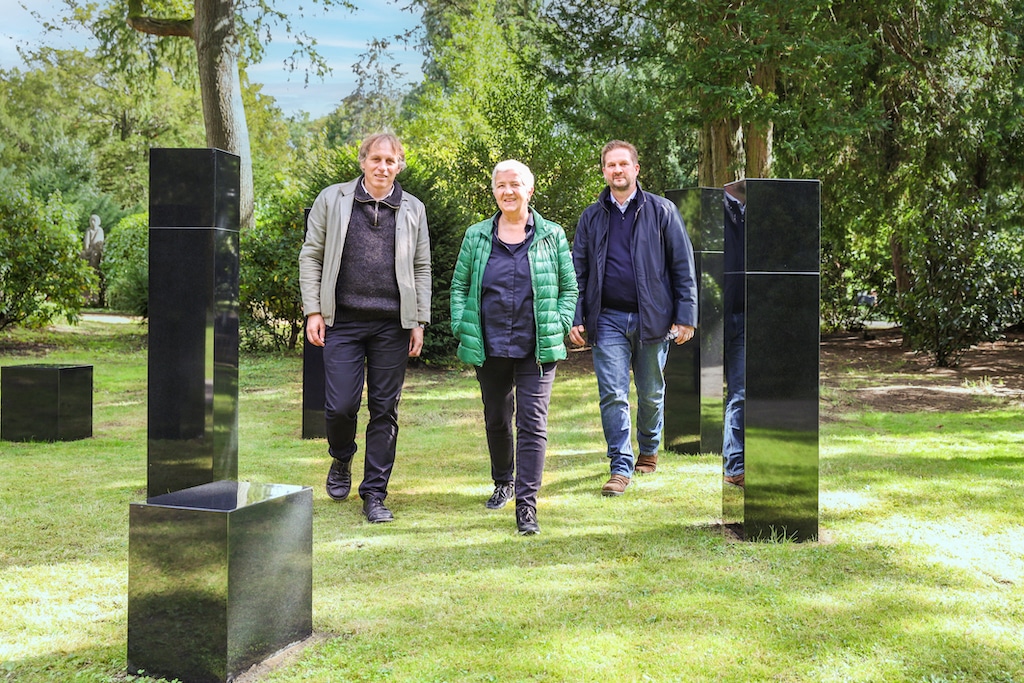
129 149 313 683
128 481 313 683
723 179 820 542
663 188 725 454
1 364 93 441
147 148 241 497
301 208 327 439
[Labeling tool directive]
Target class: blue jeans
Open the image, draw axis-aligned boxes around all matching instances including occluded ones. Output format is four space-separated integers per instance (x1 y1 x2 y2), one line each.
592 309 670 477
723 314 745 477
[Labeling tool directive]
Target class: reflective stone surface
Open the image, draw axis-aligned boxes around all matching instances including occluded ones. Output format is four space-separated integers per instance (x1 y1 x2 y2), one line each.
150 148 240 230
664 188 725 454
302 325 327 439
147 149 240 497
724 179 820 542
1 364 93 441
128 481 313 683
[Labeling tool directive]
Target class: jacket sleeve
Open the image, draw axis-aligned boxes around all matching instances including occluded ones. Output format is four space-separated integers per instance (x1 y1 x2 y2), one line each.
664 201 698 327
298 189 328 316
555 226 579 336
571 213 590 328
449 229 473 338
413 202 432 324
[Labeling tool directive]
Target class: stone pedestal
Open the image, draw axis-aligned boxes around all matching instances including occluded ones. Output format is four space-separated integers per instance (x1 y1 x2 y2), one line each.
1 364 92 441
128 481 313 683
723 179 820 542
663 188 725 454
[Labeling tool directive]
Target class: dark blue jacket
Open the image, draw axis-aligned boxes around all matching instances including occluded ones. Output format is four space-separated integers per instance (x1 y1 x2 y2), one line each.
572 185 698 344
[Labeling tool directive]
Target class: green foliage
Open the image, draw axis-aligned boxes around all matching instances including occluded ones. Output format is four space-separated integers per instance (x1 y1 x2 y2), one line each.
101 212 150 317
241 183 307 351
0 183 96 331
892 190 1023 367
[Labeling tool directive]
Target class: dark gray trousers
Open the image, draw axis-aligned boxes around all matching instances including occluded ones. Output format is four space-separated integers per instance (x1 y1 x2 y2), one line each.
475 357 557 509
323 319 409 500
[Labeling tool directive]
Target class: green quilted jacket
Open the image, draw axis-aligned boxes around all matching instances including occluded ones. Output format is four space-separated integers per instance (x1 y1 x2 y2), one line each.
450 209 579 367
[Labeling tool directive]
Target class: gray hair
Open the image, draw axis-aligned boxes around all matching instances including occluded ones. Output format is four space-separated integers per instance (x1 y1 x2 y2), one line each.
491 159 535 192
358 133 406 171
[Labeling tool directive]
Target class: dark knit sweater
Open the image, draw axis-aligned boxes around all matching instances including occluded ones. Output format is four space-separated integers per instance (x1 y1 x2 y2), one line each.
334 178 403 321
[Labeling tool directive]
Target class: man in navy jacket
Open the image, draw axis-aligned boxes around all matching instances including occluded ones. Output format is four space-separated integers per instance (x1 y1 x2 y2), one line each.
569 140 698 496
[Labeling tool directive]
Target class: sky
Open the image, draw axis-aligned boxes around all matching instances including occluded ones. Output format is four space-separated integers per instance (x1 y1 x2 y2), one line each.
0 0 424 118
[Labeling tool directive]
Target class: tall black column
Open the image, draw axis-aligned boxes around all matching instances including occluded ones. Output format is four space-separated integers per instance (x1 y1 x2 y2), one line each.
147 148 240 497
664 188 725 455
129 149 313 683
724 179 820 542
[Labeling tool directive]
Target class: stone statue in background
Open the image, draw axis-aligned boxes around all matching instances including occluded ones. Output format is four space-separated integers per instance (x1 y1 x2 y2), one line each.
82 214 105 270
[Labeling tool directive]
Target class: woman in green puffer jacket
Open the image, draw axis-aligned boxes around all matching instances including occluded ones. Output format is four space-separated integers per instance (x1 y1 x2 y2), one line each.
450 159 578 536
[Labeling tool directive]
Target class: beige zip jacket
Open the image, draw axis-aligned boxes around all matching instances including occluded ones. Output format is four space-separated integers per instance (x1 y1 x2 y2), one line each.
299 177 432 328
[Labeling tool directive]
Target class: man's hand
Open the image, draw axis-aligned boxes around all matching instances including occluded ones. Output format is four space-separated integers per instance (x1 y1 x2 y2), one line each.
671 324 695 345
569 324 587 347
305 313 326 347
409 326 424 357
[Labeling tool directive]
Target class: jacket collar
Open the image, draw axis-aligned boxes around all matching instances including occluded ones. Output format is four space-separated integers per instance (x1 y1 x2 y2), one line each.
598 183 647 212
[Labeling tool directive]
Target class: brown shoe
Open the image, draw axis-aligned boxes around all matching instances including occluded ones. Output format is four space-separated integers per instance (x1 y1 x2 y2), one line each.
724 473 745 487
601 474 631 496
635 454 658 474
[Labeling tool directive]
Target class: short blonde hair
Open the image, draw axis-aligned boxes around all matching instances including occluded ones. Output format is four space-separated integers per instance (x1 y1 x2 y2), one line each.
491 159 535 191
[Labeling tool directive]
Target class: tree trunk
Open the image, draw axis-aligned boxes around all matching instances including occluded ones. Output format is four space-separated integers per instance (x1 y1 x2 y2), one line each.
194 0 254 229
697 117 743 187
127 0 254 230
744 63 776 179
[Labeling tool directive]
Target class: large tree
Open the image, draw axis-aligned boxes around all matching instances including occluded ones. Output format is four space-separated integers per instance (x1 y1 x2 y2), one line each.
49 0 354 228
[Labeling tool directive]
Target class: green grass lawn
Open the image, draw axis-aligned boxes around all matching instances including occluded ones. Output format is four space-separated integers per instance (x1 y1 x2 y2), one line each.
1 319 1022 682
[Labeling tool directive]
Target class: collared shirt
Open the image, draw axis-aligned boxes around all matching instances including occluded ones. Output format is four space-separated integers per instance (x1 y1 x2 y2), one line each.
609 189 638 213
480 215 536 358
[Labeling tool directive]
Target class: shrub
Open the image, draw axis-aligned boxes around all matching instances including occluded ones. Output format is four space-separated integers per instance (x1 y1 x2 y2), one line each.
0 183 95 331
101 212 149 317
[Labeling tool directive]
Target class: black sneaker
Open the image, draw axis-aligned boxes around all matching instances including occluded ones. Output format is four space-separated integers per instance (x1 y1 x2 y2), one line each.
362 496 394 523
485 482 515 509
515 504 539 536
326 457 352 501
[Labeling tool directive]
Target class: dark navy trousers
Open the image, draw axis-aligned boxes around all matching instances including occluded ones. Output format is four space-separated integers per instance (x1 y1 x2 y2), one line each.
323 319 409 500
475 357 557 509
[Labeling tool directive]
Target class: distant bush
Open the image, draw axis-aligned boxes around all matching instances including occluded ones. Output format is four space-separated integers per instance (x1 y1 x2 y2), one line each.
0 183 95 331
101 212 149 317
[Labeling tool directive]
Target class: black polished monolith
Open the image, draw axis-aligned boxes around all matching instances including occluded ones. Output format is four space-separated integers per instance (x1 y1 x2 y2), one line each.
1 364 93 441
129 149 313 683
147 147 240 496
723 179 820 542
664 188 725 454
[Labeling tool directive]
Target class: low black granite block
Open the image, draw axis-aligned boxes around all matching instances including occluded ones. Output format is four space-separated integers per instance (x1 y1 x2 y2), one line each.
128 481 313 683
1 364 92 441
